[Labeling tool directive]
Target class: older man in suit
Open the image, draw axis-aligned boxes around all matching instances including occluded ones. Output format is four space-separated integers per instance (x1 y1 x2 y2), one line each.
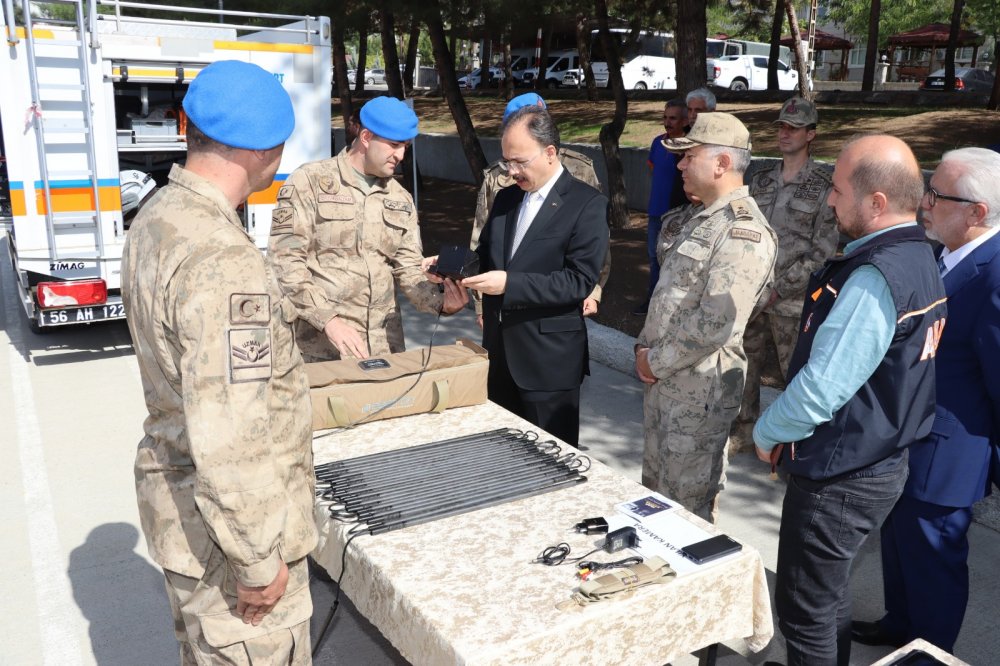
852 147 1000 652
462 106 609 446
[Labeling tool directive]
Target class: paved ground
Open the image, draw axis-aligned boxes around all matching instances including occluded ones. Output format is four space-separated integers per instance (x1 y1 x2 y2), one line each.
3 232 998 664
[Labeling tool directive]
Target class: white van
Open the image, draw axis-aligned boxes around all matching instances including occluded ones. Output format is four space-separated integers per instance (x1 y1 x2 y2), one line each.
521 51 578 88
590 30 677 90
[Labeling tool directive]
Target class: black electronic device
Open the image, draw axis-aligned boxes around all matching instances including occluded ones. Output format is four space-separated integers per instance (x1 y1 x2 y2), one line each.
604 526 639 553
679 534 742 564
574 517 609 535
358 358 391 371
431 245 480 281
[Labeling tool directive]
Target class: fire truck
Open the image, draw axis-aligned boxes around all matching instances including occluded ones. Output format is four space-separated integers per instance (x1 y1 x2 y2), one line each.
0 0 331 331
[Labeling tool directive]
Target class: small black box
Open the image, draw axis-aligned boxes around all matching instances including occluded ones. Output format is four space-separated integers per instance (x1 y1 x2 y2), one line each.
431 245 480 280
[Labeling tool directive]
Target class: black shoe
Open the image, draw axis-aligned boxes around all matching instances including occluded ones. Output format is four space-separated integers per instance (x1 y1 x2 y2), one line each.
630 301 649 316
850 619 906 648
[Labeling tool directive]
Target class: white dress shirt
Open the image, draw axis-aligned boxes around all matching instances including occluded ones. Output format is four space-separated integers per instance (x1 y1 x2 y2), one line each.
510 165 564 256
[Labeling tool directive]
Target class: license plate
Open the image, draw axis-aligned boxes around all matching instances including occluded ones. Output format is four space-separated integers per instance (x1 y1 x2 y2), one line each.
40 302 126 327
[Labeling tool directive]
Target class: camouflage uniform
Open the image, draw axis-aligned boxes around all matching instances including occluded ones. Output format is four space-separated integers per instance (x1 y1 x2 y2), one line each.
470 148 610 314
122 164 317 663
268 149 443 362
638 186 777 522
734 159 838 442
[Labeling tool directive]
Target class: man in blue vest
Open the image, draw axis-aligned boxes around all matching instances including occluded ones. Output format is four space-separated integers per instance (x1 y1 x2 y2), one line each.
753 134 947 666
852 147 1000 653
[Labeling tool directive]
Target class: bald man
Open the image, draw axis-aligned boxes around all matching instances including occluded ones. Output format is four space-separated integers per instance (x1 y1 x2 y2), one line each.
753 135 947 666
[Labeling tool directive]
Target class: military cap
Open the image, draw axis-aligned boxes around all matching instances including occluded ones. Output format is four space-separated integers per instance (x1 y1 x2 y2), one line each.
360 96 419 142
663 112 752 152
183 60 294 150
774 97 818 127
503 92 546 122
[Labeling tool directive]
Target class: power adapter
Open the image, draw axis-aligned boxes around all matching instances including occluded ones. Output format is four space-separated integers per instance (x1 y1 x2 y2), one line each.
573 517 609 535
604 526 639 553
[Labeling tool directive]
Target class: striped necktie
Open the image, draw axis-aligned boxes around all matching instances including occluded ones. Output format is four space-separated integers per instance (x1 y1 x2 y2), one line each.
511 192 541 256
937 255 948 277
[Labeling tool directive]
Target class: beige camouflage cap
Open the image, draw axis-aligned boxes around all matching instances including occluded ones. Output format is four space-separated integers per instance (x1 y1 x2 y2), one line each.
774 96 818 127
663 112 751 152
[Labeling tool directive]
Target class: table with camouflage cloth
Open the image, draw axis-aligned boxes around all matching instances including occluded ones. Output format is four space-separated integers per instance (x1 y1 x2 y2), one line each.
311 401 773 665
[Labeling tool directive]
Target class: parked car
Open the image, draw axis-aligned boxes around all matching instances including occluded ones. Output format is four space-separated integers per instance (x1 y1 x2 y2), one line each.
561 67 609 88
364 68 386 85
458 66 503 89
347 69 356 84
708 55 798 91
520 51 577 89
920 67 995 93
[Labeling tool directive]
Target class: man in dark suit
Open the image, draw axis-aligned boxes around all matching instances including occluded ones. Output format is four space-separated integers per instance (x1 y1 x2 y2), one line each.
461 106 608 446
853 146 1000 652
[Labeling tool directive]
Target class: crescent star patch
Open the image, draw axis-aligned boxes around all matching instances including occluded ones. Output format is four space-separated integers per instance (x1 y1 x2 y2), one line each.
228 293 272 383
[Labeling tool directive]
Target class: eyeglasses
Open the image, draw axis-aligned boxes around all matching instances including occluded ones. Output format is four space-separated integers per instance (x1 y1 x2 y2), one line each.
499 149 544 174
926 187 976 208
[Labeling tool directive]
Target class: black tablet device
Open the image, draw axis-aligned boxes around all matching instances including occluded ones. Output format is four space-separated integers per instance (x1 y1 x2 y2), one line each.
679 534 742 564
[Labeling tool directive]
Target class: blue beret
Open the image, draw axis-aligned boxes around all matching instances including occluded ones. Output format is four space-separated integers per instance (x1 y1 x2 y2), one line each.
503 93 546 122
360 97 418 141
183 60 294 150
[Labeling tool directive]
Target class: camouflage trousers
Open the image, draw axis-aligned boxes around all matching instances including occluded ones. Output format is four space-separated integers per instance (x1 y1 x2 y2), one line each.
736 312 800 426
163 547 313 665
642 383 740 524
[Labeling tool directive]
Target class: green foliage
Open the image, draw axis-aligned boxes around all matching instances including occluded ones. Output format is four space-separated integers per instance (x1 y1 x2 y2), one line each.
707 0 775 42
825 0 953 48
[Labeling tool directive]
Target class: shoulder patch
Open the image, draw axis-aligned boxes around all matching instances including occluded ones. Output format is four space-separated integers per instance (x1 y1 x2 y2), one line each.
277 185 295 200
793 169 832 201
317 192 354 204
230 293 270 325
271 207 294 233
383 199 413 213
228 328 272 383
729 199 755 219
730 227 762 243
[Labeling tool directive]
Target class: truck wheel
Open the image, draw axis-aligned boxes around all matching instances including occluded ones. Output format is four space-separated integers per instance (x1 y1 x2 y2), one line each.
366 77 375 85
730 79 748 91
634 81 648 90
545 79 559 89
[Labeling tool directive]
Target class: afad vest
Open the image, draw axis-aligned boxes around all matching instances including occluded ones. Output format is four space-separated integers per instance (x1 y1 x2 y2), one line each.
783 225 947 480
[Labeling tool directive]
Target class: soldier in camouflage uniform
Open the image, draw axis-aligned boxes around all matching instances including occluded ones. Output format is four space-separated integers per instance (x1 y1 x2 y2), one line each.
121 61 317 664
635 113 777 522
469 93 609 320
268 97 467 362
731 97 839 451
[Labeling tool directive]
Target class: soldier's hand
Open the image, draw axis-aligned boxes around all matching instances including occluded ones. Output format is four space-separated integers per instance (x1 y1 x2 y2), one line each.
582 297 598 317
441 278 469 315
324 316 369 359
236 560 289 626
476 314 484 330
461 270 507 296
421 255 445 284
635 347 657 384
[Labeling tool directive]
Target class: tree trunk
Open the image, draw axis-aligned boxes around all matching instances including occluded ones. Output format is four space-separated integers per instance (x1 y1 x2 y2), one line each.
501 36 514 100
784 1 811 99
403 21 419 93
425 0 488 186
576 13 599 101
355 25 369 94
675 0 708 94
595 0 628 230
534 18 554 91
332 19 354 153
861 0 880 91
380 5 404 99
767 0 784 90
944 0 965 92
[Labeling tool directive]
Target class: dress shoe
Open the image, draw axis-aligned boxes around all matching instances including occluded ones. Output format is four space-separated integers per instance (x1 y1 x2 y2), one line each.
850 619 906 647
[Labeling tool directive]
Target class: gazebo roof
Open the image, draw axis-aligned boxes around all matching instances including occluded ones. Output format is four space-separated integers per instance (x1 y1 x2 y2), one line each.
887 22 982 48
780 29 852 51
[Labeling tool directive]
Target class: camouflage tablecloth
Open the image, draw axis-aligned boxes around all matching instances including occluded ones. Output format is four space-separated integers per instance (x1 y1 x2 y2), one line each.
311 402 773 666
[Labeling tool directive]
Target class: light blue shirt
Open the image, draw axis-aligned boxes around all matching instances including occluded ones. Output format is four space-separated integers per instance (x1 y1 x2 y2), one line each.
753 223 917 451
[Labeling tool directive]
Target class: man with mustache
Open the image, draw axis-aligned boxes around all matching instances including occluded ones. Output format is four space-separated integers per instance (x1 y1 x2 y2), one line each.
268 96 467 362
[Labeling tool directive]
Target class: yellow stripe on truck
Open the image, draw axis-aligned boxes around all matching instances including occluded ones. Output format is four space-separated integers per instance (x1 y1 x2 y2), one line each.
11 27 55 40
214 40 313 54
34 186 122 214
